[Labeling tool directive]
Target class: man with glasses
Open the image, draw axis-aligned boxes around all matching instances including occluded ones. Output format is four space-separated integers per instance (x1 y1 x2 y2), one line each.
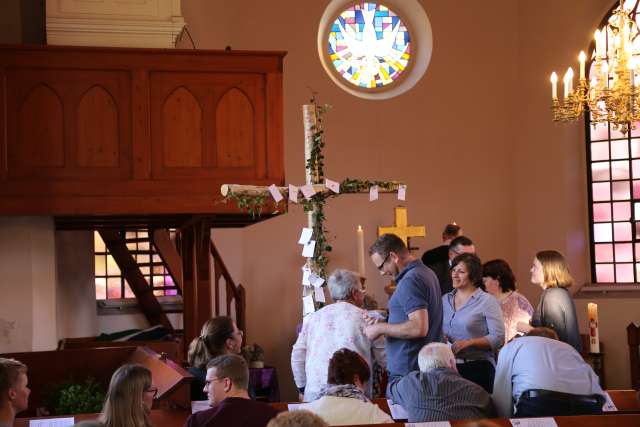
428 235 476 295
365 234 443 385
184 354 279 427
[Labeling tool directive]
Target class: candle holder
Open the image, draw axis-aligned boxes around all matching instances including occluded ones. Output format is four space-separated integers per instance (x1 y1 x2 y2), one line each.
549 0 640 135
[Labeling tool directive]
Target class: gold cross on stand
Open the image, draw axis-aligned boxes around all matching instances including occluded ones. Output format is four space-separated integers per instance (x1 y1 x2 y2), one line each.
378 206 425 250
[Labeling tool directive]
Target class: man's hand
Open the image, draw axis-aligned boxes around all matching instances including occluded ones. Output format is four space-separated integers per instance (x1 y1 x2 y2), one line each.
365 322 384 341
451 339 471 354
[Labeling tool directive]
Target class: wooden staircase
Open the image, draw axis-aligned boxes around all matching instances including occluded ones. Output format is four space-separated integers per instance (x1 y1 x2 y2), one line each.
96 219 246 357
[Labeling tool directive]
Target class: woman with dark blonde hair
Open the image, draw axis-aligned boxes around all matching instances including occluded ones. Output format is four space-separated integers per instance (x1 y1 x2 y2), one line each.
98 364 156 427
517 250 581 351
187 316 243 400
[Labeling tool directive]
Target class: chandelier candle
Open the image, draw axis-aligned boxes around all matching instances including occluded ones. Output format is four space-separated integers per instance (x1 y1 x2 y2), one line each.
550 72 558 99
588 303 600 354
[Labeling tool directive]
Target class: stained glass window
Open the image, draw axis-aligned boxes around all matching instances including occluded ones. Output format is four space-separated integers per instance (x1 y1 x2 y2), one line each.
328 2 411 89
587 0 640 285
94 229 179 299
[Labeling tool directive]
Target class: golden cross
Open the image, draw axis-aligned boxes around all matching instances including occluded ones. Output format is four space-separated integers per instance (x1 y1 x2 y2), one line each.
378 206 425 246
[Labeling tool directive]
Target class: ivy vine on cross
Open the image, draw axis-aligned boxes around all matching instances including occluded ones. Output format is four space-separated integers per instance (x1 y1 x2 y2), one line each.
221 96 405 308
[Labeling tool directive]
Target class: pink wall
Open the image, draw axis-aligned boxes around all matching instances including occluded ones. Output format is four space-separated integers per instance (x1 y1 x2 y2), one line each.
183 0 640 397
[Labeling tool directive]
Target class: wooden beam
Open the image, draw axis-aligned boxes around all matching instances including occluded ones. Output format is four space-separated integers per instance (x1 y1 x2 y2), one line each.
180 221 212 354
99 229 173 331
152 229 184 292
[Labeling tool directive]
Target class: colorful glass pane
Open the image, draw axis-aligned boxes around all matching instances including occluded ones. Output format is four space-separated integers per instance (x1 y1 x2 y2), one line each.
616 263 634 282
593 203 612 221
612 181 630 200
592 162 610 181
615 243 633 262
611 161 629 179
328 2 411 88
595 263 614 282
591 142 609 161
592 182 611 201
613 201 631 220
590 123 608 140
611 140 629 159
595 243 614 262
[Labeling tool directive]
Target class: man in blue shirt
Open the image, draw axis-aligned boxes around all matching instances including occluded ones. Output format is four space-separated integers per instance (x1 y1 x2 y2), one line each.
493 327 605 418
365 233 443 383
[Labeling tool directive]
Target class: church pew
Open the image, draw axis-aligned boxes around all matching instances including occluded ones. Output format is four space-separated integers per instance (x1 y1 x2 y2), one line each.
60 336 184 364
607 389 640 412
3 346 193 416
14 412 640 427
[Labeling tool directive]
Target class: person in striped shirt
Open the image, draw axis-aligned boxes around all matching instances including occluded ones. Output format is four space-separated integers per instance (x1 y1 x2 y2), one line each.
387 342 495 422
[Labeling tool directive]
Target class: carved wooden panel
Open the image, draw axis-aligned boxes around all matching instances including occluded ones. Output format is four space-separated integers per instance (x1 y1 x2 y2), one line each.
162 87 203 168
0 45 285 215
16 85 65 168
6 68 132 179
77 86 119 168
150 72 266 180
216 88 255 168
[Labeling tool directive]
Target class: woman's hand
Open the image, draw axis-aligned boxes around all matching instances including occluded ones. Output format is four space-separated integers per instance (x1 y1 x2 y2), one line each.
451 339 472 354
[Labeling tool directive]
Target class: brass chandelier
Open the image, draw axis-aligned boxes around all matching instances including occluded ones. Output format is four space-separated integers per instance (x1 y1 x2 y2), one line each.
551 1 639 134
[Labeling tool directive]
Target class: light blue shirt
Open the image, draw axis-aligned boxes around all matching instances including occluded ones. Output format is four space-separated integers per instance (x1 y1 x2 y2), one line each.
442 288 505 362
492 336 605 418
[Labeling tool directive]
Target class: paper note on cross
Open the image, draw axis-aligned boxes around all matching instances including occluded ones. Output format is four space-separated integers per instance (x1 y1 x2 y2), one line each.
378 206 425 246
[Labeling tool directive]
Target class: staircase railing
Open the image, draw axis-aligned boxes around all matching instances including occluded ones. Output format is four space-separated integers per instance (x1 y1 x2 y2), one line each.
209 239 247 341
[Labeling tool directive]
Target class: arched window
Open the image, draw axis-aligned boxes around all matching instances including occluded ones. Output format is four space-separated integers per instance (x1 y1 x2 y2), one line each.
588 1 640 285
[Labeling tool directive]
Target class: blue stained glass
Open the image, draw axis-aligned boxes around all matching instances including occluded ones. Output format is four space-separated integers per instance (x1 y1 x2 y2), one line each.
327 1 411 89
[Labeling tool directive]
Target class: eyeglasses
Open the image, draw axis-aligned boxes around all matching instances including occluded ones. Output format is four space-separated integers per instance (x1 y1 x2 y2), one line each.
375 253 391 271
145 386 158 398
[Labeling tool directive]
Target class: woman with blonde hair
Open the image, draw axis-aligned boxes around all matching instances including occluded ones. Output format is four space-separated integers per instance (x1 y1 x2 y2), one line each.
187 316 243 400
98 364 156 427
517 250 581 351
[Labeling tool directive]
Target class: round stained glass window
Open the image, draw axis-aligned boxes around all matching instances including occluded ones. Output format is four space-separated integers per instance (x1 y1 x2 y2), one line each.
318 0 432 100
328 2 411 89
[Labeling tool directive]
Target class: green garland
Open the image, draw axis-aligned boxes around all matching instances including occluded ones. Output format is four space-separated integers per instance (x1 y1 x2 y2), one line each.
222 96 400 283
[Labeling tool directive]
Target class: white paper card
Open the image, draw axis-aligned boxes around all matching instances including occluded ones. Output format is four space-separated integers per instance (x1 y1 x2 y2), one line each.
325 178 340 193
288 184 299 203
300 184 316 199
302 240 316 257
398 184 407 201
191 400 210 413
310 274 325 288
369 185 379 201
298 227 313 245
30 418 75 427
510 418 558 427
387 399 409 420
287 403 308 411
602 391 618 411
314 287 326 302
303 294 315 315
268 184 283 203
406 422 451 427
302 269 311 286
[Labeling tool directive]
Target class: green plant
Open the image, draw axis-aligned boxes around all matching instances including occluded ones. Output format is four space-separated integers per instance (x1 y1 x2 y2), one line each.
45 378 106 415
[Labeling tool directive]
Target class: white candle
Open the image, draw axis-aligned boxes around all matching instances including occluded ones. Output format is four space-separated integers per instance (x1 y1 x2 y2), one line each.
550 72 558 99
567 67 574 93
579 51 586 80
357 225 365 278
588 303 600 353
563 71 570 99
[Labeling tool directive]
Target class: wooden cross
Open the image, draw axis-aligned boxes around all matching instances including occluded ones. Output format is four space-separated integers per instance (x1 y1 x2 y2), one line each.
221 98 405 310
378 206 425 249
